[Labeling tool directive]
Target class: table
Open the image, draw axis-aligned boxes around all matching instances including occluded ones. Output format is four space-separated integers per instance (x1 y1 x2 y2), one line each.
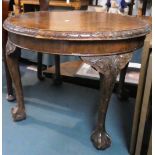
3 11 150 150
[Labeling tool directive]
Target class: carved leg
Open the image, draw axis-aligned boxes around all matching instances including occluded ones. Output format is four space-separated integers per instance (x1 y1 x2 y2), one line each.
2 3 15 101
81 53 132 150
6 39 26 121
3 35 15 101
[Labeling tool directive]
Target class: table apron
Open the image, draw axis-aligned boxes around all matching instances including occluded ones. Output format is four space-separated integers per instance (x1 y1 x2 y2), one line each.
8 33 145 56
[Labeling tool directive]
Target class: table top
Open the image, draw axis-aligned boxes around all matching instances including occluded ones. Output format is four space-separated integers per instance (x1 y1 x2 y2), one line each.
4 11 150 41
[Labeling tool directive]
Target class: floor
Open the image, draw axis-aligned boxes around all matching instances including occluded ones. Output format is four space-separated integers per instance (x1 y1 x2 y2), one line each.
2 64 135 155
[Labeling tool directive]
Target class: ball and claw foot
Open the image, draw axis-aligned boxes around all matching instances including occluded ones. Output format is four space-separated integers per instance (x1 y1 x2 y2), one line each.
11 106 26 121
91 130 111 150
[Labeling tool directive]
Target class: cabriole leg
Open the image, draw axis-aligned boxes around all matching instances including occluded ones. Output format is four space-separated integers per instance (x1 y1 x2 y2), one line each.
6 39 26 121
81 53 132 150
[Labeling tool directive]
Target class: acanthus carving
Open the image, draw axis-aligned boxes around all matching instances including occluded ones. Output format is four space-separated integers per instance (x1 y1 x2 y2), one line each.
81 53 132 76
3 14 150 41
6 39 16 55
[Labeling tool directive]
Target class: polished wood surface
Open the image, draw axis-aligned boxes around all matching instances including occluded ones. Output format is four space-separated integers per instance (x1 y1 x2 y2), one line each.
4 11 150 40
4 11 150 56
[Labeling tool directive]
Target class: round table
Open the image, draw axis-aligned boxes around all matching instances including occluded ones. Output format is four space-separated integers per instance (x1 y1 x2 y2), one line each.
3 11 150 150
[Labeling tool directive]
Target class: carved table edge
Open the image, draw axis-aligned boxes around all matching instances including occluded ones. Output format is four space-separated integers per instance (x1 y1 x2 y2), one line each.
3 16 151 41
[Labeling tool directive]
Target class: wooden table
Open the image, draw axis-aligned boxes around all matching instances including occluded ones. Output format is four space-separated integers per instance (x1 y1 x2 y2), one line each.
3 11 150 150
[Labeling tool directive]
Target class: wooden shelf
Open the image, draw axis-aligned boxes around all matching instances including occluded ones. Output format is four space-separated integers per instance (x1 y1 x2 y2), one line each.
43 60 100 89
44 60 83 77
43 60 140 85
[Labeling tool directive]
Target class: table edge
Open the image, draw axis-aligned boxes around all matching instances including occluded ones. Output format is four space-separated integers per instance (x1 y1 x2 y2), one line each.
3 13 151 41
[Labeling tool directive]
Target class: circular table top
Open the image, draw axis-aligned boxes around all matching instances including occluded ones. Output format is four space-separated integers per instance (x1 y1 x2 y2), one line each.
4 11 150 41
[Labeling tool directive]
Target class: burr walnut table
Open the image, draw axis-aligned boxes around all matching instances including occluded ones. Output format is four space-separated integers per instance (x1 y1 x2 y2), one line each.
3 11 150 150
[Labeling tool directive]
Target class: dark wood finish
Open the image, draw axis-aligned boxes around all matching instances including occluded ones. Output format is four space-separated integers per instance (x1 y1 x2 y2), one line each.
6 40 26 121
37 52 44 80
81 53 132 149
4 11 150 150
37 0 49 81
53 55 62 85
2 0 15 101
